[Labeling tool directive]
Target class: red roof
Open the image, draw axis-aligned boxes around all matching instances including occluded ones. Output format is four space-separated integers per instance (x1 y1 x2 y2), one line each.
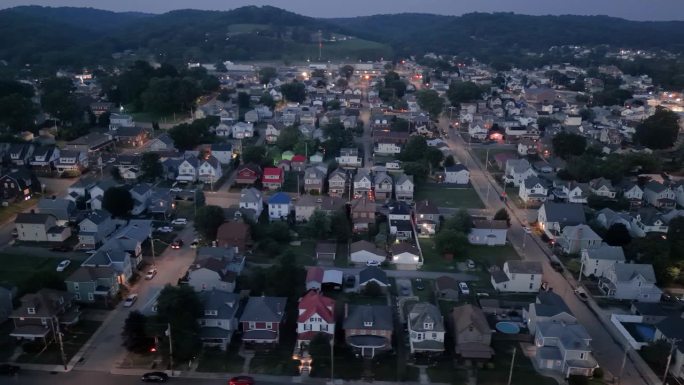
306 266 324 283
297 290 335 323
291 154 306 163
263 167 282 176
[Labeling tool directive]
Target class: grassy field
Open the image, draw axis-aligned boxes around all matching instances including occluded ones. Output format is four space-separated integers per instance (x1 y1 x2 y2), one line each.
0 198 37 224
419 238 519 273
0 253 80 289
415 185 485 209
16 320 102 365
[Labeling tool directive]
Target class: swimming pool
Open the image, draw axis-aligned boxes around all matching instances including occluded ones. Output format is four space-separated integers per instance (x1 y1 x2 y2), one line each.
496 321 521 334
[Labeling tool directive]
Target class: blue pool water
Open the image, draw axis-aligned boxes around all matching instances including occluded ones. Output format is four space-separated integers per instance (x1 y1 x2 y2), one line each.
496 321 521 334
633 324 655 341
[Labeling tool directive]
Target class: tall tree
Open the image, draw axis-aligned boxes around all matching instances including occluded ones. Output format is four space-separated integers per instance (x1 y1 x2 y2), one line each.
280 81 306 104
102 187 134 217
447 81 483 106
330 211 351 242
435 230 468 257
194 205 225 240
635 107 680 149
552 132 587 160
258 67 277 85
122 311 153 354
276 125 302 151
493 208 511 227
668 216 684 260
398 136 428 162
339 65 354 79
444 209 472 233
140 153 163 181
416 89 444 117
154 285 203 363
604 223 631 246
304 211 331 239
241 145 269 166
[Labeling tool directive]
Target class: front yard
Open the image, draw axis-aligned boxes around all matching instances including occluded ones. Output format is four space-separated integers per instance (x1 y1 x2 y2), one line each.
16 320 102 365
0 198 38 224
415 184 485 209
419 239 520 273
196 342 245 373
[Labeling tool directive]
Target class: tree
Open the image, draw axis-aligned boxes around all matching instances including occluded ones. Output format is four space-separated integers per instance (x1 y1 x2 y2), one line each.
403 162 429 184
308 333 332 374
215 62 227 72
304 210 331 240
194 205 225 240
280 81 306 104
258 67 277 85
102 187 134 217
635 107 680 149
326 100 341 110
425 147 444 170
339 65 354 79
416 89 444 117
237 92 251 110
641 339 670 372
122 311 153 354
435 230 468 257
447 81 483 106
552 132 587 160
444 209 473 233
266 221 291 244
493 208 511 227
604 223 632 247
276 125 302 151
0 94 36 132
391 118 409 132
443 155 456 168
140 153 163 181
169 118 214 151
668 216 684 260
259 93 275 109
399 136 428 162
241 145 268 166
141 77 199 114
154 285 203 362
363 281 383 297
330 211 351 242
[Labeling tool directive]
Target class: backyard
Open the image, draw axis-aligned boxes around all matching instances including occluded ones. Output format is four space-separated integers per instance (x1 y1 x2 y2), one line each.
419 239 520 273
0 253 80 289
415 184 485 209
16 320 102 365
475 341 558 385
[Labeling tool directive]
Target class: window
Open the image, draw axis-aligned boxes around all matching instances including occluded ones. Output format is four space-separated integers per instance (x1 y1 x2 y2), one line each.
74 293 81 301
364 321 373 327
321 324 328 331
266 322 273 329
423 322 433 330
529 283 534 290
432 333 438 339
87 293 94 301
205 310 218 316
580 353 585 360
27 307 36 315
248 322 256 329
41 318 47 325
73 283 79 290
530 275 535 280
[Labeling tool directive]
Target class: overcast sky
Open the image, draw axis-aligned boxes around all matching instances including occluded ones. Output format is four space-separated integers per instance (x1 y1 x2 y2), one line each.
2 0 684 21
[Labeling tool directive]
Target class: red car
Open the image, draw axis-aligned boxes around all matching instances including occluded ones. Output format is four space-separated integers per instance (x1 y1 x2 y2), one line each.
229 376 254 385
171 239 184 249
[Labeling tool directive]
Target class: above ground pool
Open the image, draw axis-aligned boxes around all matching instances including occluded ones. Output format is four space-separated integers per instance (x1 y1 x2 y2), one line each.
496 321 521 334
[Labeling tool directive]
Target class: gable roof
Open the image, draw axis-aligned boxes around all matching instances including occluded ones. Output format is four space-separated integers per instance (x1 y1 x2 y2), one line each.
541 202 586 225
613 263 657 283
343 305 393 330
408 302 444 332
585 245 625 261
561 224 602 241
198 289 240 320
240 296 287 323
534 291 573 317
414 200 439 215
298 291 335 323
268 192 291 204
506 261 543 274
452 304 490 335
349 240 385 257
359 266 388 286
15 212 54 224
66 266 116 282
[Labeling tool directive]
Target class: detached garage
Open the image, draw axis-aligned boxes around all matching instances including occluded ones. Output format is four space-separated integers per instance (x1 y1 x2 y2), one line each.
350 240 386 265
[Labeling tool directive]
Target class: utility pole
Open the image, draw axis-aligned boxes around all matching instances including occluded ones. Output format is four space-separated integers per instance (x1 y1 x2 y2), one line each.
151 238 156 267
663 338 680 385
618 344 628 385
330 338 334 385
53 316 68 371
578 256 584 282
167 323 174 375
507 346 517 385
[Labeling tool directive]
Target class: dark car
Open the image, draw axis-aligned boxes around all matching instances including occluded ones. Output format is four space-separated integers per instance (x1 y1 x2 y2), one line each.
51 245 71 252
141 372 169 382
171 239 184 249
0 364 20 375
345 275 356 288
229 376 255 385
415 278 425 291
550 261 564 273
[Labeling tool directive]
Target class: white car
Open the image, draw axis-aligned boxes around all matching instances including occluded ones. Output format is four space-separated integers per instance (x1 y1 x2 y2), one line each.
144 269 157 280
56 260 71 272
169 187 183 193
523 226 532 234
123 294 138 307
466 259 476 269
366 260 382 267
459 282 470 295
157 226 173 233
171 218 188 226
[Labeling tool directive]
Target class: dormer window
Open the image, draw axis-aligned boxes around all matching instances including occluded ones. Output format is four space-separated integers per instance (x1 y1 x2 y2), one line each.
424 322 433 330
363 321 373 327
27 307 36 315
204 310 218 316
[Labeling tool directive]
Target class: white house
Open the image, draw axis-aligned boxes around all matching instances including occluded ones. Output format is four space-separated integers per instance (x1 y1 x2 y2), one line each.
374 142 402 155
239 188 263 217
537 202 586 239
443 165 470 184
177 157 199 182
336 148 362 168
504 158 537 187
296 291 335 349
468 220 508 246
210 144 233 165
491 261 543 293
265 124 281 144
353 169 372 199
580 245 625 278
391 243 422 270
407 303 445 355
556 224 602 254
268 192 292 221
215 123 231 137
643 181 676 209
231 122 254 139
395 174 414 202
350 240 386 265
534 321 598 378
519 176 548 203
198 156 223 184
598 263 661 302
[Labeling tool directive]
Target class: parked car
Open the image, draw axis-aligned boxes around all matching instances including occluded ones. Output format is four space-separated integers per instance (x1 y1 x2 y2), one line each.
145 269 157 280
574 288 588 301
466 259 476 269
157 226 173 233
56 260 71 272
171 218 188 226
51 245 71 252
344 275 356 288
171 239 184 249
169 187 183 193
123 294 138 307
0 364 20 376
414 278 425 291
366 260 381 267
229 376 255 385
523 226 532 234
550 261 564 273
141 372 169 383
190 241 199 249
459 282 470 295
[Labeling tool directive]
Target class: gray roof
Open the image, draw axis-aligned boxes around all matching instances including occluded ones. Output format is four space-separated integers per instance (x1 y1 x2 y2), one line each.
613 263 657 283
359 266 389 286
83 249 129 268
537 321 591 351
354 169 371 183
81 209 111 225
523 176 546 189
15 212 54 224
445 164 468 173
239 187 262 204
534 291 573 317
561 224 602 242
585 245 625 261
198 289 240 320
240 296 286 323
408 303 444 332
542 202 586 225
343 305 393 330
37 198 75 218
506 261 543 274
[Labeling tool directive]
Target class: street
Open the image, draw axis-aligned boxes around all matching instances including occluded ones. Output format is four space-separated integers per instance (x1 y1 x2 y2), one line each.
6 370 289 385
439 118 647 385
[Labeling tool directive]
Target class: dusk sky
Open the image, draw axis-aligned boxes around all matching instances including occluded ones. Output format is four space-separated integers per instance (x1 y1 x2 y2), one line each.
2 0 684 21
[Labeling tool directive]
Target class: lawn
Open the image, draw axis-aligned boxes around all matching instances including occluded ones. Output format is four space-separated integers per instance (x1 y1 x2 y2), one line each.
412 278 435 303
16 320 102 365
427 359 468 384
419 239 520 273
0 198 37 224
248 330 299 376
174 200 197 221
251 239 315 266
282 172 301 193
0 253 80 290
415 184 485 209
475 341 557 385
419 238 458 272
472 148 516 172
196 343 245 373
129 111 189 124
373 354 420 382
309 345 364 380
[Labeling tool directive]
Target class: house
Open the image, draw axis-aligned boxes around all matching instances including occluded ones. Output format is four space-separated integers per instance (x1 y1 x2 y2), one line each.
268 192 292 221
148 133 176 152
634 208 669 234
351 197 376 232
490 261 543 293
407 303 445 356
414 200 440 237
643 181 676 209
291 155 307 172
534 320 598 377
296 291 335 349
518 138 538 156
198 289 241 350
336 148 362 168
556 224 603 254
82 249 134 283
358 266 389 290
209 144 233 165
589 178 617 198
580 245 625 278
88 180 117 210
434 276 460 301
343 305 393 358
328 168 348 197
519 176 548 203
78 209 115 249
652 317 684 380
265 123 282 144
37 198 75 226
315 242 337 262
0 168 40 201
239 187 263 217
9 289 80 344
235 164 261 186
468 220 508 246
65 266 119 305
198 155 223 184
374 172 394 201
8 143 34 166
55 150 88 175
15 213 65 242
216 221 252 252
101 220 152 265
391 243 422 270
294 195 344 222
395 174 414 202
524 291 576 334
537 202 586 239
148 189 174 218
231 122 254 139
30 145 59 169
306 267 324 291
451 304 494 360
353 169 372 199
350 241 386 265
186 256 239 292
503 159 537 187
176 156 199 182
240 296 287 346
303 167 326 194
598 263 661 302
443 164 470 184
262 167 284 190
113 126 150 147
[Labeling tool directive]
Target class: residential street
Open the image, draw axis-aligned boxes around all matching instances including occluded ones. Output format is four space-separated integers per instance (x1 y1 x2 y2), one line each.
6 370 291 385
439 118 648 385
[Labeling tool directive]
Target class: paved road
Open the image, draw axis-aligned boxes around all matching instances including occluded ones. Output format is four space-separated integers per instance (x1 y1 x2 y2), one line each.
329 265 478 281
439 118 647 385
10 370 289 385
77 225 199 372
